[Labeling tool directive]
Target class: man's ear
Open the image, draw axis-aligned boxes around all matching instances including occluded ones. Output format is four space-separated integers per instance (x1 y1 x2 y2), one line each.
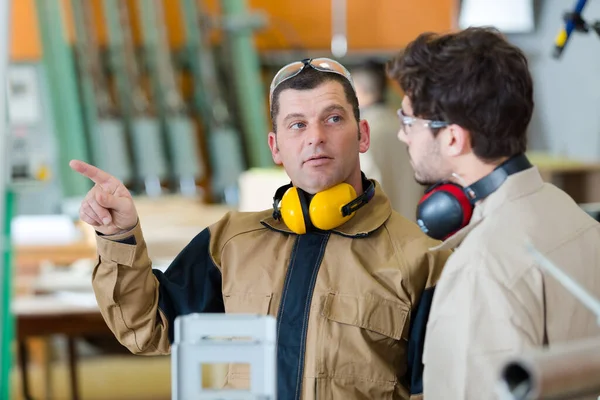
443 124 471 157
358 119 370 154
268 132 282 165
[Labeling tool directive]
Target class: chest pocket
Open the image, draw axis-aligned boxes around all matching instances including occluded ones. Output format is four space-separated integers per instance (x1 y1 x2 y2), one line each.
318 292 409 386
222 292 273 390
223 292 273 315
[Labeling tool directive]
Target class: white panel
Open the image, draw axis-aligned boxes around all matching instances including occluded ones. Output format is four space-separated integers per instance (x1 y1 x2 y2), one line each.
238 168 290 212
6 65 42 125
459 0 535 33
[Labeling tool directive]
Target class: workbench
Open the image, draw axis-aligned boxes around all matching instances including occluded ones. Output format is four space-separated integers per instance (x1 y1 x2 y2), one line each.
11 196 232 400
13 294 111 400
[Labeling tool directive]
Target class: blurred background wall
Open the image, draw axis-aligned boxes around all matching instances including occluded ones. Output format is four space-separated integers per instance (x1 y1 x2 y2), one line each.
7 0 458 215
5 1 600 399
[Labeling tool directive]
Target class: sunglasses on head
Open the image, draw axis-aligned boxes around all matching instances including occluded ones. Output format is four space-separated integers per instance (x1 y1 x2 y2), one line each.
269 58 355 107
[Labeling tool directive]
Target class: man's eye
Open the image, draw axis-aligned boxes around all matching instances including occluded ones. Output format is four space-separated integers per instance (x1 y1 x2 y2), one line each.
290 122 305 130
327 115 342 123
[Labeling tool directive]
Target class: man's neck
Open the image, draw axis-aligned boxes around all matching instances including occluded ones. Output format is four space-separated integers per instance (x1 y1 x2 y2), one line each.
348 169 365 195
302 170 364 200
450 156 508 187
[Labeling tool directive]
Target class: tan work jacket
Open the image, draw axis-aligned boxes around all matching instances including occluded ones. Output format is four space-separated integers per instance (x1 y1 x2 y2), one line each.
92 182 451 399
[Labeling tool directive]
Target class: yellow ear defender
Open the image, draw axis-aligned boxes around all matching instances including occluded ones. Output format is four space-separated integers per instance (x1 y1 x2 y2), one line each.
272 176 376 235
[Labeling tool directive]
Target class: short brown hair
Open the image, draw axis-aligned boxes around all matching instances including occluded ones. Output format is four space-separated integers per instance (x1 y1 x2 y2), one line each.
387 27 533 161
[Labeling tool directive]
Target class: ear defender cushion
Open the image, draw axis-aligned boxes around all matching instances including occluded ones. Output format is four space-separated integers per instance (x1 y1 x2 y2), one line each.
416 182 473 240
309 183 357 231
280 187 307 234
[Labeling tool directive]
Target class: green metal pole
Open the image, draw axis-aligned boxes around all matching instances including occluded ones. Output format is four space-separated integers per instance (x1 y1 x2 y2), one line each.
0 190 15 400
220 0 272 168
180 0 249 201
70 0 100 165
137 1 164 118
0 0 12 395
102 0 131 120
34 0 91 198
103 0 159 195
180 0 215 133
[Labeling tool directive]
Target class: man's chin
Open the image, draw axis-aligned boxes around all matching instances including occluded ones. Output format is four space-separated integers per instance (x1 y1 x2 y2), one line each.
297 173 342 193
414 175 438 187
294 180 331 195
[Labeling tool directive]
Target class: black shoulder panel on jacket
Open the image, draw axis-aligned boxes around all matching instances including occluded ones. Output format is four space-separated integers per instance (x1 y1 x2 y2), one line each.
152 227 225 343
407 285 436 396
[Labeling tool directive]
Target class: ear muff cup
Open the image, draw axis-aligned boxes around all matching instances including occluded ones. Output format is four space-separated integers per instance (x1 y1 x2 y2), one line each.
280 187 309 234
416 182 473 240
279 183 358 234
309 183 357 231
416 154 533 240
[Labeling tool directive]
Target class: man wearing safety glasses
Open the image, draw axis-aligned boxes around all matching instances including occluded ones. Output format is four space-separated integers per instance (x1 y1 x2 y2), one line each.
70 57 451 399
387 27 600 398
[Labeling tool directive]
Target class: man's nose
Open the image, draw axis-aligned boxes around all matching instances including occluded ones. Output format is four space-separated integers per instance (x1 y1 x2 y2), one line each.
307 126 326 146
397 128 408 144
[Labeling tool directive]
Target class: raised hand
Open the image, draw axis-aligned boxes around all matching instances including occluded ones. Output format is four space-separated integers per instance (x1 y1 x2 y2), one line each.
70 160 138 236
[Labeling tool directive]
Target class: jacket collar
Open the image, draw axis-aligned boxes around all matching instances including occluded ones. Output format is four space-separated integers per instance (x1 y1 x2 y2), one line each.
430 166 545 251
261 180 391 237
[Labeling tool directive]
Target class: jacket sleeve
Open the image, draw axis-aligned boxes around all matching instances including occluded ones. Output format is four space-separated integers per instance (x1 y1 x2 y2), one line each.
402 237 452 400
92 220 225 356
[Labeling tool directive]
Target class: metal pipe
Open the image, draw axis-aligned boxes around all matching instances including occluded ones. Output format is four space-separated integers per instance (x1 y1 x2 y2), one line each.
498 336 600 400
220 0 272 169
35 0 91 197
0 1 12 398
331 0 347 58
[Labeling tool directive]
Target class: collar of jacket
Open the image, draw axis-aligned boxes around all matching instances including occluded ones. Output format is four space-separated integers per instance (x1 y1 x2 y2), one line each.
260 181 392 237
430 166 545 251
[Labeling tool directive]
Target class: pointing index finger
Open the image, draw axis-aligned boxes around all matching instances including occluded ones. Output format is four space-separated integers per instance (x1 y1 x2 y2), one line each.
69 160 117 189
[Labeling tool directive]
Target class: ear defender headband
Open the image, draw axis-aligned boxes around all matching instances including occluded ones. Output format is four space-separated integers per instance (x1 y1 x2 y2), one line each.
416 153 533 240
272 179 376 234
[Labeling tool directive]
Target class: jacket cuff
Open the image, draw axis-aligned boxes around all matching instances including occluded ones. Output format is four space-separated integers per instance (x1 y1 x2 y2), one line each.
96 220 143 266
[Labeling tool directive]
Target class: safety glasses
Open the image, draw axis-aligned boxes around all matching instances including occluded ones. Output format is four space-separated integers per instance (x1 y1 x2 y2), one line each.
269 58 355 106
397 109 449 132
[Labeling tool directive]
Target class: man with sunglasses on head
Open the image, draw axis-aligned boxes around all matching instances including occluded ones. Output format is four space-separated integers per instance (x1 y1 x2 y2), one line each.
70 57 451 400
387 27 600 399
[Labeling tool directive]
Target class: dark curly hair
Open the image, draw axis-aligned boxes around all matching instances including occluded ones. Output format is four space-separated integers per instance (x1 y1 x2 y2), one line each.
387 27 534 162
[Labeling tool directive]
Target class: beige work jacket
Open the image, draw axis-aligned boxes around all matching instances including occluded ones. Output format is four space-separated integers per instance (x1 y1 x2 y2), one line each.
422 167 600 399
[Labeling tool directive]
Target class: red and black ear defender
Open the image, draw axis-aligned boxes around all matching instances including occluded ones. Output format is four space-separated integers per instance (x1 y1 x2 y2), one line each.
417 182 474 241
416 153 533 240
272 174 376 234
